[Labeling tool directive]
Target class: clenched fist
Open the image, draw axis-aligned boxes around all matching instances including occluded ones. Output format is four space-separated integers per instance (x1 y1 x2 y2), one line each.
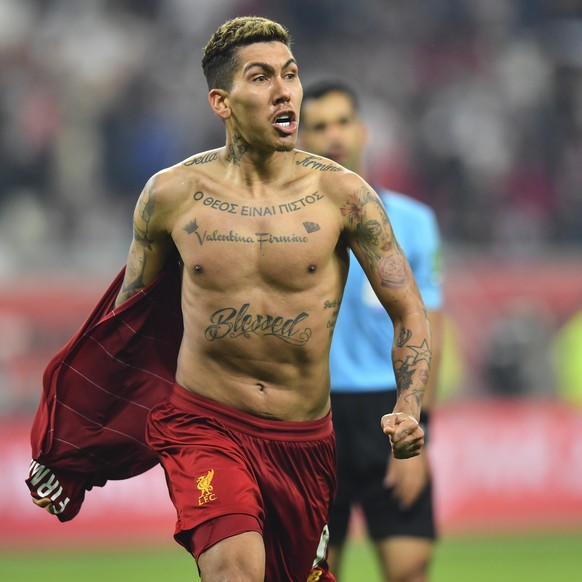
381 412 424 459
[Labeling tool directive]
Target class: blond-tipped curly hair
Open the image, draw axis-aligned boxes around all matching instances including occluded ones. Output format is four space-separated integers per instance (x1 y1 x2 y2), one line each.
202 16 291 91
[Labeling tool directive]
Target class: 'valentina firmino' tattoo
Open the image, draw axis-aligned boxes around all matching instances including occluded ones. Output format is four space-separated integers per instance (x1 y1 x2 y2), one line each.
341 188 408 289
183 220 310 248
119 186 155 302
226 135 248 164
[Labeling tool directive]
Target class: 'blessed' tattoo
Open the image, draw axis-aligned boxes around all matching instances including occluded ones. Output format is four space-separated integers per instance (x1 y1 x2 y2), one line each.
205 304 313 345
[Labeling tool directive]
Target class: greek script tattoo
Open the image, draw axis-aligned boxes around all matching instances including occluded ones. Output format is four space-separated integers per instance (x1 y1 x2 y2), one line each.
191 190 325 216
205 304 312 345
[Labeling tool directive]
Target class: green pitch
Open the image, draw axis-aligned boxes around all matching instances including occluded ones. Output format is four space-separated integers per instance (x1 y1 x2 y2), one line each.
1 532 581 581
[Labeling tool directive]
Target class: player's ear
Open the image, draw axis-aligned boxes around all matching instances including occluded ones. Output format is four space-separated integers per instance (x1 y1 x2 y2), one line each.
208 89 231 120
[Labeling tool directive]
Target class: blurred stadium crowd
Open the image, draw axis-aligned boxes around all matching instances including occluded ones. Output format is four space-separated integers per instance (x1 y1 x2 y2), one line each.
2 0 582 277
1 0 582 414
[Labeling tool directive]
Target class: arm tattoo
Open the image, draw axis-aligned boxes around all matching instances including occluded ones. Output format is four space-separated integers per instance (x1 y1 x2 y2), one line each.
342 187 430 408
135 192 154 249
341 188 408 289
393 328 433 408
118 186 155 303
396 327 412 347
377 255 407 288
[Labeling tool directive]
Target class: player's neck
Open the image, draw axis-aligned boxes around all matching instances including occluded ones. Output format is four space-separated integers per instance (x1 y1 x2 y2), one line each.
220 146 296 189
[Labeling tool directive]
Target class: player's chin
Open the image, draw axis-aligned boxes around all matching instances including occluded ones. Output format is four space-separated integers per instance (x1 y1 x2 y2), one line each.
273 131 297 152
275 142 295 153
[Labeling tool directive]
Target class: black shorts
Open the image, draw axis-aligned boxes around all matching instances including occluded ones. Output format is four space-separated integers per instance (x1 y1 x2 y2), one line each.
329 390 436 544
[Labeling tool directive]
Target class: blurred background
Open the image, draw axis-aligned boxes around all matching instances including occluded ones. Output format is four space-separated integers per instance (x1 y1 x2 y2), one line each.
1 0 582 580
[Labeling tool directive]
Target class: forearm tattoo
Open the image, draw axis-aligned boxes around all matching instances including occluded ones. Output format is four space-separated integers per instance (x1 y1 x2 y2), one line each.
392 322 432 409
341 187 430 408
396 327 412 347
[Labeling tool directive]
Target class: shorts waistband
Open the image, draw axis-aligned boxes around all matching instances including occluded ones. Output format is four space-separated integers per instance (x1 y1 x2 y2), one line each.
169 384 333 441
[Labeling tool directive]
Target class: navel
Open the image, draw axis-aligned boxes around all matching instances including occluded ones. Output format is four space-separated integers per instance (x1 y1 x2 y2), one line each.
193 264 204 274
307 264 317 273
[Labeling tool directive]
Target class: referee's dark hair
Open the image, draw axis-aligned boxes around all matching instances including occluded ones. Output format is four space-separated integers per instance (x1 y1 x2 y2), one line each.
301 80 360 113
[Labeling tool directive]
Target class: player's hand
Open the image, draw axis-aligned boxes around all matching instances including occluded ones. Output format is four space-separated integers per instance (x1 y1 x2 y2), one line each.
381 412 424 459
384 452 429 509
32 496 55 514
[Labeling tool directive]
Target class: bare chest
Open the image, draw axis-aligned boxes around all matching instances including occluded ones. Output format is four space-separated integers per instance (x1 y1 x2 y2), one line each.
173 189 341 291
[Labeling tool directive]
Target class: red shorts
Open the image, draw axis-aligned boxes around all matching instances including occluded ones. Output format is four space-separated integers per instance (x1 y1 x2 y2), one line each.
146 384 337 582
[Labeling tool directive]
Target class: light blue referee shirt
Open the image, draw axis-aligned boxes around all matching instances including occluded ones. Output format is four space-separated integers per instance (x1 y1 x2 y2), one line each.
330 190 443 392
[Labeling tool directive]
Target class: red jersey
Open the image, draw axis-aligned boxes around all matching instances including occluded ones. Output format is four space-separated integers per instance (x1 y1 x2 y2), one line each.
26 260 183 521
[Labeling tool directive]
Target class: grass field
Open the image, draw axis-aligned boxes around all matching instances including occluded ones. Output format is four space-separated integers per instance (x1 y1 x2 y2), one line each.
1 532 581 581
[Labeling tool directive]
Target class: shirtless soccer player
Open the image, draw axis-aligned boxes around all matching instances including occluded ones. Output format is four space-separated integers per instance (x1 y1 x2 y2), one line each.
34 16 431 582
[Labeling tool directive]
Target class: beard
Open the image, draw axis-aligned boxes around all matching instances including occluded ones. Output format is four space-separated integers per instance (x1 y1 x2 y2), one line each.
275 142 295 153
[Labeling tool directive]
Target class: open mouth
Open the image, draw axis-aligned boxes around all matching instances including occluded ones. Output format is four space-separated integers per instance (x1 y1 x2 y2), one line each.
275 114 292 127
273 111 296 131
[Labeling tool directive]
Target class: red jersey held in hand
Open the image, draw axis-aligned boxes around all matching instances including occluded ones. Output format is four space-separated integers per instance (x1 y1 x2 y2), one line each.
25 260 183 521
